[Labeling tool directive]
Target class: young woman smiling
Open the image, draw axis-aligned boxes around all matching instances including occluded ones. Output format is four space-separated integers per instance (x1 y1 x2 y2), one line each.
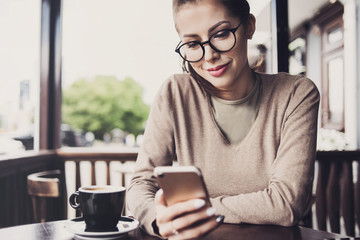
127 0 320 239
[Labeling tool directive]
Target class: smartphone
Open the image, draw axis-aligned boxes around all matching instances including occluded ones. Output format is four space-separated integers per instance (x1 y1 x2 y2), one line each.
154 166 211 207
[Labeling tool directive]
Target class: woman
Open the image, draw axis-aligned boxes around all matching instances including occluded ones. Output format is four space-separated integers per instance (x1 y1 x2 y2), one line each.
127 0 320 239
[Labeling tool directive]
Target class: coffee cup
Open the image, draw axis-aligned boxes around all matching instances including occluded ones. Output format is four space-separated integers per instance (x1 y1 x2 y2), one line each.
69 185 126 232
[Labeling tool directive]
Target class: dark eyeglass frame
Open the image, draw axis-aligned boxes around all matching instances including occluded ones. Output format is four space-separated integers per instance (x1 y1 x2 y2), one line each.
175 22 242 63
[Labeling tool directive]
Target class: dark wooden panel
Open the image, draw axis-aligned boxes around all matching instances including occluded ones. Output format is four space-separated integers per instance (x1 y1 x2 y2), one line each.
315 160 329 231
326 161 340 233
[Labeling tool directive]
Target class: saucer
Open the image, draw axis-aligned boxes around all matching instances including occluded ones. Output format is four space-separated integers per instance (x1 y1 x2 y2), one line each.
73 234 127 240
64 216 139 239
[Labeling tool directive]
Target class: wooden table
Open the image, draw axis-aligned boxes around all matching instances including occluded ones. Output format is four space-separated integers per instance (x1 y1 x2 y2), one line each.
0 220 353 240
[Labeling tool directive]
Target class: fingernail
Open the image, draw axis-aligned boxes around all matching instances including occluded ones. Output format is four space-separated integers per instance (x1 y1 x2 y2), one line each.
216 215 225 223
206 207 217 216
194 199 206 208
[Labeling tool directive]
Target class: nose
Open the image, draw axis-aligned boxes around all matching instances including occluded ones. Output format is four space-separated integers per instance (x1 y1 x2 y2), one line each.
203 43 220 62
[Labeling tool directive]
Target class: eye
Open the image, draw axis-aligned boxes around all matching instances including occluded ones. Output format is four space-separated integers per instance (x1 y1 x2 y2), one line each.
212 30 231 39
185 41 201 49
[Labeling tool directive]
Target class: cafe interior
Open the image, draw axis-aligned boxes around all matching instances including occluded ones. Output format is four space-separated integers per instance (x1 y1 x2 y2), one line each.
1 0 360 239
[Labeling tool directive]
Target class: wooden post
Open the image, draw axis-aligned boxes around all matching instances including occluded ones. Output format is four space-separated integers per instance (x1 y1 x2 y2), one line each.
39 0 62 150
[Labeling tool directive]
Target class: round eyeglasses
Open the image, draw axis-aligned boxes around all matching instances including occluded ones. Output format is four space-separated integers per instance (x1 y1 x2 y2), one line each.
175 23 242 63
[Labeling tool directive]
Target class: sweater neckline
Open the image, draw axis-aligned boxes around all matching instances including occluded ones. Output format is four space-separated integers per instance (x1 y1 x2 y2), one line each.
211 74 259 105
206 72 264 150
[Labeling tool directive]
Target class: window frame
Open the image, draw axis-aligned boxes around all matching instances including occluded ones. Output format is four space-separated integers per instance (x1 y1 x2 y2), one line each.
318 5 345 131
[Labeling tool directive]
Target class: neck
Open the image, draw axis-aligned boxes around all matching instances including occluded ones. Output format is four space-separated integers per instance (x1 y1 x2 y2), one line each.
216 65 255 100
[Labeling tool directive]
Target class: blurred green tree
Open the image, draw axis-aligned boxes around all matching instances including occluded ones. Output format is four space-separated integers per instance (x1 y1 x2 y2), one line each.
62 76 150 139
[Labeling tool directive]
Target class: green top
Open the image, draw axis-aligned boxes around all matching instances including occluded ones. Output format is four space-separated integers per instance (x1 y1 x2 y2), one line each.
211 75 261 145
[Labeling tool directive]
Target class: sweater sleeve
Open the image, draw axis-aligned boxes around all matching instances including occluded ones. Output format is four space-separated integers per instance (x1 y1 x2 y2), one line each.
126 78 175 236
210 76 320 226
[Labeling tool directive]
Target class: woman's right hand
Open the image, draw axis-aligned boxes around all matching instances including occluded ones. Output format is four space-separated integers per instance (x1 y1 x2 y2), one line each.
154 189 224 239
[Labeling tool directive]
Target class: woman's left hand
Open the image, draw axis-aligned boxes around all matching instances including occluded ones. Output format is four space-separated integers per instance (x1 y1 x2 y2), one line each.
154 189 224 239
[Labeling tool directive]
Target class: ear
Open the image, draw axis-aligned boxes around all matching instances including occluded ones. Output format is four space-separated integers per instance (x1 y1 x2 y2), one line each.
245 14 256 40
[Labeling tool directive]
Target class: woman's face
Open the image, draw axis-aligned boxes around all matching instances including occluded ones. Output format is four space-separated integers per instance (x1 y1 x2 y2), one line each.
174 1 254 91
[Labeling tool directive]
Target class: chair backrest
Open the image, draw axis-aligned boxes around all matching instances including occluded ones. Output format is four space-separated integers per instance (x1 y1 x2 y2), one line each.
313 151 360 237
27 170 67 223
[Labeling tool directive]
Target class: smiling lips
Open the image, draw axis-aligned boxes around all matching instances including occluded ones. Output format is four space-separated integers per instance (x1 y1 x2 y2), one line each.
207 63 229 77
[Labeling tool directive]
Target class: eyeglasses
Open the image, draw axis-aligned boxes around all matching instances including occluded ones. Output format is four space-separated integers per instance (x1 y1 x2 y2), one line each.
175 23 242 63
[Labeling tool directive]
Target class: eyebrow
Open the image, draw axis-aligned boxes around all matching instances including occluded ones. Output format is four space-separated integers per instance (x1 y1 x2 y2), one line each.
182 20 232 38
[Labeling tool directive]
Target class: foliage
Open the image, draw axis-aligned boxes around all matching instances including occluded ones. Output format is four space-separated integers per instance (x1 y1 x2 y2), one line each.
62 76 150 139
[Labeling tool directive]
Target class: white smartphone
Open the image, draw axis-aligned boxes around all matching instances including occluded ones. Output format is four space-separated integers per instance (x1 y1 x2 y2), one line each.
154 166 211 207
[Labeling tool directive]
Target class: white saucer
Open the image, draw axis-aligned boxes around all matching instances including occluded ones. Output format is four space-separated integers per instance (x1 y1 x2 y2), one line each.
73 234 127 240
64 216 139 239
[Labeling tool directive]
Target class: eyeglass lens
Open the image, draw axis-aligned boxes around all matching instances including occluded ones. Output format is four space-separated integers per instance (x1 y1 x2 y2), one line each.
179 29 236 62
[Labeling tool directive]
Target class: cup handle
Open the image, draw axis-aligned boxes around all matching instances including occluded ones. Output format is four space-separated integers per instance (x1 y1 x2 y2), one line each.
69 191 80 209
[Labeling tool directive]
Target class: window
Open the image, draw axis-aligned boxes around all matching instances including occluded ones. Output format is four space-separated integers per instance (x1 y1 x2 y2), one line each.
0 0 41 154
61 0 182 150
321 14 344 131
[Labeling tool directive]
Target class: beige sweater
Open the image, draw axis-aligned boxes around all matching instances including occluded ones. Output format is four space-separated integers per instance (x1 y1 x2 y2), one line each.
126 72 320 235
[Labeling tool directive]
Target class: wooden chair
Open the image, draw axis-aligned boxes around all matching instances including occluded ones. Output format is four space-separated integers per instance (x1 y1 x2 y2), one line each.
313 151 360 237
27 170 67 223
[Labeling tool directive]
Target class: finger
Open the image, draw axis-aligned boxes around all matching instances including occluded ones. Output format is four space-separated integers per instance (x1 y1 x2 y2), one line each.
154 189 169 237
170 215 225 240
159 219 179 238
156 199 208 238
154 189 166 206
158 198 206 223
164 208 216 239
172 207 217 231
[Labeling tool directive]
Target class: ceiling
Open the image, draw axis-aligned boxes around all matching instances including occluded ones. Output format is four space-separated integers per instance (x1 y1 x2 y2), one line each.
248 0 330 31
288 0 329 30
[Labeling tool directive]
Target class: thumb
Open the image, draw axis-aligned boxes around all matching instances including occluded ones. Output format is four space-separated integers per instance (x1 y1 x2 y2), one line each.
155 189 167 207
